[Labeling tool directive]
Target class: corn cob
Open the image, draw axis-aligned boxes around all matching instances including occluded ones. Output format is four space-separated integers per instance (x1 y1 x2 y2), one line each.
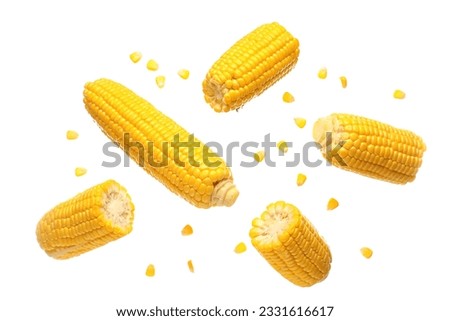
203 22 300 112
250 201 331 287
313 113 426 184
83 78 239 208
36 180 134 259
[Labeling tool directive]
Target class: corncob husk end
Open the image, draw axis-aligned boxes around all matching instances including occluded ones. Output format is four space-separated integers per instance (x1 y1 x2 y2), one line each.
211 179 239 207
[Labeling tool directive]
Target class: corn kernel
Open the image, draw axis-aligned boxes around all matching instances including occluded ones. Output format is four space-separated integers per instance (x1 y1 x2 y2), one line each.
181 224 193 236
234 242 247 254
294 117 307 128
129 51 142 63
277 140 288 153
327 197 339 210
340 76 347 88
75 167 87 177
318 67 327 79
297 173 307 186
393 89 405 99
178 69 190 79
187 260 194 273
155 76 166 88
145 264 155 277
360 247 373 259
146 59 159 71
66 130 79 140
254 150 265 162
282 91 295 103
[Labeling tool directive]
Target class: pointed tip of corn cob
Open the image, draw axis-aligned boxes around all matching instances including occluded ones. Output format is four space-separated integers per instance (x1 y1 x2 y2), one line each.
211 179 239 207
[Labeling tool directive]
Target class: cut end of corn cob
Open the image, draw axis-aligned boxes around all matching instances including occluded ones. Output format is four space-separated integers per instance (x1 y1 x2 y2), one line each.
296 173 307 186
277 140 289 153
340 76 347 88
254 150 265 162
327 198 339 211
66 130 79 140
360 247 373 259
211 179 239 207
294 117 307 128
250 201 332 287
146 264 156 277
130 51 142 63
283 92 295 103
146 59 159 71
318 67 327 79
393 89 405 99
75 167 87 177
178 69 190 79
181 224 193 236
187 260 194 273
155 75 166 88
234 242 247 254
203 22 300 112
36 180 134 259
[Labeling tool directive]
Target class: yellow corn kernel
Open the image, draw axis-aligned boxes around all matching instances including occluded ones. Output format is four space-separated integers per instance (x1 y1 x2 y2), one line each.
146 59 159 71
318 67 327 79
294 117 307 128
277 140 288 153
203 22 300 112
234 242 247 254
340 76 347 88
327 198 339 211
177 69 190 79
129 51 142 63
181 224 193 236
393 89 405 99
254 150 265 162
296 173 307 186
36 180 134 259
187 260 194 273
84 78 238 208
155 75 165 88
360 247 373 259
250 201 332 287
282 92 295 103
66 130 79 140
146 264 156 277
313 113 426 184
75 167 87 177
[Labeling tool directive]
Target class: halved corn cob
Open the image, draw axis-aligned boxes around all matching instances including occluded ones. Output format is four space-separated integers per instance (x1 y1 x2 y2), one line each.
36 180 134 259
313 113 426 184
83 78 239 208
250 201 331 287
203 22 300 112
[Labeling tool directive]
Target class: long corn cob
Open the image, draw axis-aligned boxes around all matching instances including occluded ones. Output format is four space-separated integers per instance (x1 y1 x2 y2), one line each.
83 78 239 208
36 180 134 259
250 201 331 287
203 22 300 112
313 113 426 184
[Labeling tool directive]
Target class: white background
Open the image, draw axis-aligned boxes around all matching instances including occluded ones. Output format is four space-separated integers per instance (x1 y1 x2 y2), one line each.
1 0 449 320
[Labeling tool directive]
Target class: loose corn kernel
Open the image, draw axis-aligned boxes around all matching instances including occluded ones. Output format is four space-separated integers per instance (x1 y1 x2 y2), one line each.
75 167 87 177
66 130 79 140
393 89 405 99
146 264 156 277
283 92 295 103
187 260 194 273
318 67 327 79
181 224 193 236
327 198 339 210
297 173 307 186
234 242 247 254
277 140 288 153
155 76 165 88
177 69 190 79
294 117 307 128
254 150 265 162
340 76 347 88
129 51 142 63
360 247 373 259
146 59 159 71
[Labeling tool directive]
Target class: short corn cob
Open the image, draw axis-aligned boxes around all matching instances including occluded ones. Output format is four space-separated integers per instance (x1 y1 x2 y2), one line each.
250 201 331 287
313 113 426 184
83 78 239 208
203 22 300 112
36 180 134 259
